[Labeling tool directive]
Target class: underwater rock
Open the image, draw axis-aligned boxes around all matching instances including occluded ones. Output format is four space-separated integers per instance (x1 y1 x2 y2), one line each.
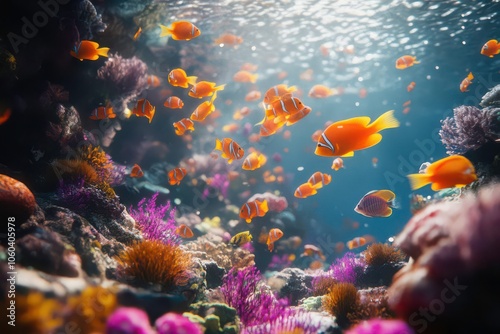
299 296 323 312
357 261 406 287
47 104 85 151
15 267 88 298
202 260 226 289
75 0 107 40
0 174 36 223
187 302 239 334
247 192 288 212
268 267 313 305
480 84 500 107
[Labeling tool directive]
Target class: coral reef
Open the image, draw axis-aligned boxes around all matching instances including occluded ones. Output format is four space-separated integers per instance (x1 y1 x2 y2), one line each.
268 267 314 305
480 83 500 107
75 0 107 39
188 302 239 334
106 307 153 334
348 287 396 325
241 308 323 334
345 319 415 334
46 104 85 150
363 243 405 267
322 282 359 328
247 192 288 212
311 274 338 296
330 252 365 284
0 174 36 224
156 312 204 334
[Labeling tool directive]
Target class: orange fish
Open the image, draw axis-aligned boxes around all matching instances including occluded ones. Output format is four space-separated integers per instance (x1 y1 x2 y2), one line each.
395 55 420 69
267 228 284 252
89 106 116 120
347 237 367 250
189 81 225 99
214 33 243 46
355 190 397 218
190 92 217 122
242 152 267 170
130 164 144 178
0 108 11 125
241 63 258 72
222 123 239 133
168 167 187 185
265 93 306 121
245 90 262 102
331 158 344 171
307 172 332 189
233 70 258 83
407 155 477 191
239 199 269 223
285 106 311 126
248 133 260 143
263 84 298 105
259 117 286 137
168 68 198 88
173 118 195 136
294 182 318 198
159 21 201 41
301 244 326 261
481 39 500 57
214 138 244 164
133 27 142 41
164 96 184 109
403 107 411 115
315 110 399 157
132 99 156 123
460 72 474 92
176 224 194 238
308 85 337 98
407 81 416 92
300 69 314 81
70 40 109 61
147 75 161 88
403 100 411 107
372 157 379 168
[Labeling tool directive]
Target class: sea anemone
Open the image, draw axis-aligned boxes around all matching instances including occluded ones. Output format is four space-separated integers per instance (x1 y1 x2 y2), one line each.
329 252 365 284
81 144 114 183
322 283 359 328
116 240 192 292
363 243 405 267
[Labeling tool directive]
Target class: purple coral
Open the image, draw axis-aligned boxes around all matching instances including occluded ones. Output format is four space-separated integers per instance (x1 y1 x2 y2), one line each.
129 193 180 245
106 307 153 334
329 252 365 284
345 319 415 334
155 313 202 334
439 105 500 154
202 173 229 199
241 308 322 334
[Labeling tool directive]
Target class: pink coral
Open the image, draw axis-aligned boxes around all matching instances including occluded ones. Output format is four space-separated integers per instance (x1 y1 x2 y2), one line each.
106 307 153 334
346 319 414 334
247 192 288 212
155 313 202 334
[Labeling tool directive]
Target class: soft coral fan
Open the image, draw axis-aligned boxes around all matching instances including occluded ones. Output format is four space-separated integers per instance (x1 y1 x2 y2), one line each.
241 308 321 334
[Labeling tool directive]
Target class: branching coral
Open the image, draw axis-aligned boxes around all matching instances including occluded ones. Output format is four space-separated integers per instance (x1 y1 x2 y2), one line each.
129 193 180 245
116 240 192 291
439 105 500 154
329 252 365 284
322 283 359 328
363 243 405 267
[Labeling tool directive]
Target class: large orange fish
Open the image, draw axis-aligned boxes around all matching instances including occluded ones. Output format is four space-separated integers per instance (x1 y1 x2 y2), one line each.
239 199 269 223
168 68 198 88
130 164 144 178
159 21 201 41
347 237 366 250
189 81 225 99
190 92 218 122
132 99 156 123
307 172 332 189
314 110 399 157
70 40 109 61
460 72 474 92
481 39 500 57
267 228 284 252
294 182 318 198
176 224 194 238
263 84 297 105
395 55 419 69
164 96 184 109
89 106 116 120
355 190 397 217
233 70 258 83
214 138 244 164
407 155 477 191
242 152 267 170
168 167 187 185
173 118 195 136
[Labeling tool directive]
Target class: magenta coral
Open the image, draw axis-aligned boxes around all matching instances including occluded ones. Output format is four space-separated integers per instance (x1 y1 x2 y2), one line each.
129 193 180 245
241 308 322 334
155 313 203 334
106 307 153 334
345 319 415 334
329 252 365 284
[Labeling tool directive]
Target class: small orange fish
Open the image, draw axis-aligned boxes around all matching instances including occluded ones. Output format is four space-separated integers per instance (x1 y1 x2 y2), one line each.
239 199 269 223
147 75 161 88
233 70 258 83
395 55 420 69
168 167 187 185
347 237 367 250
267 228 284 252
168 68 198 88
214 138 244 164
133 27 142 41
259 117 286 137
481 39 500 57
214 33 243 46
307 172 332 189
241 63 258 72
132 99 156 123
70 40 109 61
248 133 260 143
460 72 474 92
159 21 201 41
301 244 326 261
242 152 267 170
222 123 240 133
403 100 412 107
294 182 318 198
189 81 225 99
0 108 11 125
315 110 399 157
176 224 194 238
245 90 262 102
331 158 344 171
263 84 298 105
89 106 116 120
285 106 311 126
300 69 314 81
265 93 306 121
130 164 144 178
355 190 397 218
402 107 411 115
173 118 195 136
164 96 184 109
273 166 284 174
308 85 337 98
372 157 379 168
407 155 477 191
407 81 416 92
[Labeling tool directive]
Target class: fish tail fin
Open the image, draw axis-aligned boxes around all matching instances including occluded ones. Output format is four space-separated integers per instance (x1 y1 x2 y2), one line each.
187 76 198 86
407 173 431 190
96 47 110 58
214 138 222 151
159 24 172 37
288 85 298 93
215 84 226 92
260 199 269 213
255 116 266 126
251 74 259 83
259 154 267 166
468 72 474 80
372 110 400 132
210 91 218 103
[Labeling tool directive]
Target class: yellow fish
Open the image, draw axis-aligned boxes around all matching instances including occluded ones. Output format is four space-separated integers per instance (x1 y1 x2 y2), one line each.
230 231 252 247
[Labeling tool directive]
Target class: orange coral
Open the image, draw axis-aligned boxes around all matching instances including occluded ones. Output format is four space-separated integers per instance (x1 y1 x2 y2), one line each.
312 275 338 296
322 283 359 328
363 243 405 267
80 145 113 183
117 240 192 291
52 159 99 184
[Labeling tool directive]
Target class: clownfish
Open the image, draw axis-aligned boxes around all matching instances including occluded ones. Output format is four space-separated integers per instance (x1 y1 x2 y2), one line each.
159 21 201 41
189 81 225 99
176 224 194 238
347 237 367 250
147 75 161 88
70 40 109 61
300 244 326 261
230 231 252 247
286 106 311 126
239 199 269 223
168 167 187 185
259 117 286 137
294 182 318 198
164 96 184 109
407 81 416 92
130 164 144 178
168 68 198 88
264 93 306 122
263 84 298 105
214 138 244 164
132 99 156 123
89 106 116 120
331 158 344 171
190 92 217 122
267 228 284 252
395 55 419 69
315 110 399 157
173 118 195 136
242 152 267 171
355 190 398 218
215 33 243 46
307 172 332 189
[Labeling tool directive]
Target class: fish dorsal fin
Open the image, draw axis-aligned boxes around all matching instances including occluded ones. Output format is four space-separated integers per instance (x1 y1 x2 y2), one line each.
425 155 462 174
332 116 371 128
371 189 396 202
